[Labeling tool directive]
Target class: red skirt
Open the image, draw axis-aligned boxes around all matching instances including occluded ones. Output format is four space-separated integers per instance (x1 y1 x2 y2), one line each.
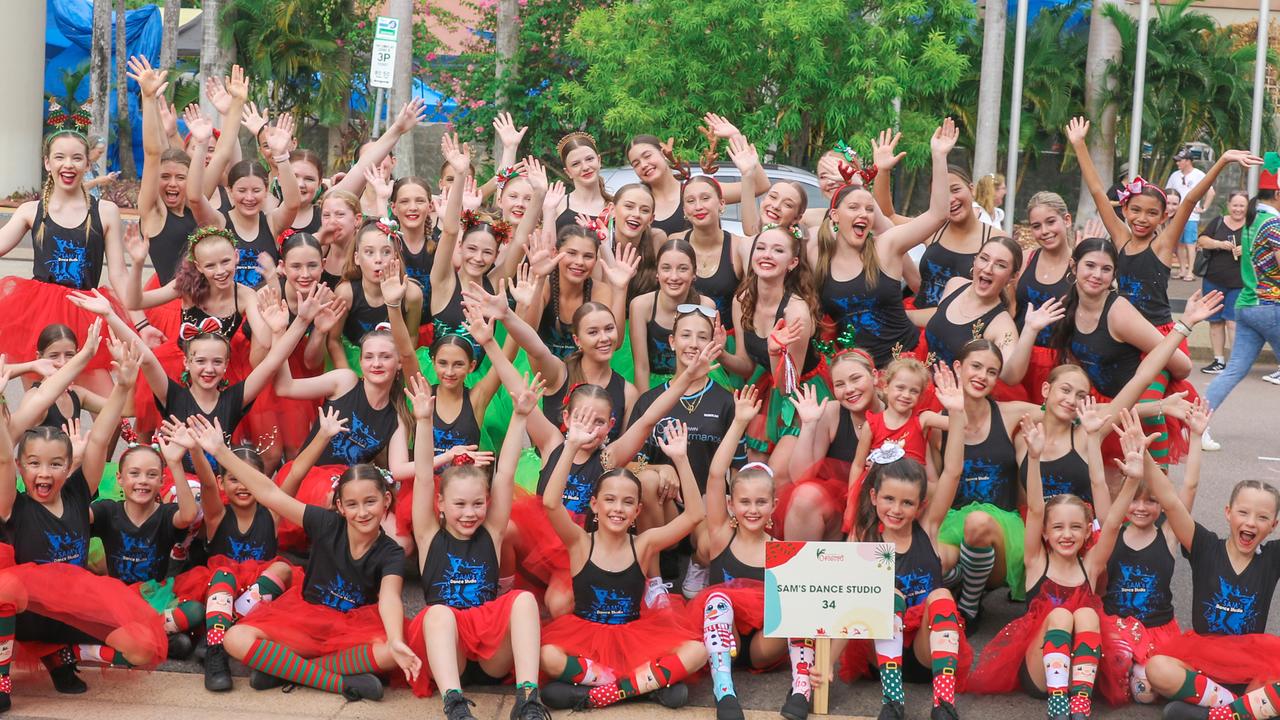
508 493 572 598
238 586 387 657
142 274 182 341
838 600 974 690
405 590 523 697
1022 346 1058 405
241 349 322 453
968 585 1126 705
774 457 850 540
1098 615 1180 703
685 580 765 637
274 463 347 552
540 606 698 675
0 278 126 372
133 329 253 436
171 555 298 603
1155 631 1280 687
1092 378 1196 467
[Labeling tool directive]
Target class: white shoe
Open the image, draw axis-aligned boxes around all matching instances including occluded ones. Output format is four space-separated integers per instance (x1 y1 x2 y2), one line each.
682 559 710 599
1264 370 1280 386
644 576 672 609
1201 430 1221 452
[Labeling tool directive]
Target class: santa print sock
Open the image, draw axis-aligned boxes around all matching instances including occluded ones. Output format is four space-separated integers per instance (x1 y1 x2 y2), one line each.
558 655 616 686
703 592 738 701
313 644 382 675
234 572 285 617
587 655 687 707
74 645 132 668
928 598 961 707
243 638 343 694
1175 669 1237 708
163 600 204 634
874 594 906 704
789 638 816 700
1042 628 1072 717
1211 685 1280 720
0 603 14 695
956 543 995 619
1067 631 1100 716
204 570 237 646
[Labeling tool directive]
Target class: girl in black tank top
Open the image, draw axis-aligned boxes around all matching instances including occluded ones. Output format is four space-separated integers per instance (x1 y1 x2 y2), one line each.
819 267 918 368
223 209 279 288
629 239 711 390
340 279 389 345
1019 427 1094 503
333 223 424 364
1066 293 1143 398
916 221 989 308
424 332 505 467
690 230 740 330
925 283 1008 368
29 198 108 290
148 209 198 286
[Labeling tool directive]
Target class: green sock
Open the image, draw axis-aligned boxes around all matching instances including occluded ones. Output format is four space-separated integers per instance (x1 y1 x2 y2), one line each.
313 644 380 675
243 638 343 694
164 600 204 633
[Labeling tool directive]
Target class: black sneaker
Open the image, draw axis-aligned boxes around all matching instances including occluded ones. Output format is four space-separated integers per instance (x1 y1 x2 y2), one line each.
648 681 689 708
443 689 478 720
715 693 746 719
167 632 195 660
931 701 960 720
249 669 288 691
961 606 984 636
0 691 10 713
203 645 233 692
540 681 590 710
1162 702 1210 720
48 662 87 694
1201 360 1226 374
509 686 553 720
780 691 811 720
339 673 384 701
878 701 907 720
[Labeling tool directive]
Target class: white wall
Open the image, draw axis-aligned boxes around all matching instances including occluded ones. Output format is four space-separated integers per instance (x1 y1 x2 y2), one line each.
0 2 46 197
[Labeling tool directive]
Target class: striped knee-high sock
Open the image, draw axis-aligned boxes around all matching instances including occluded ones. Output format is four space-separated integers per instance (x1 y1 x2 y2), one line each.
928 598 961 707
313 644 383 675
242 638 343 694
956 542 995 619
1042 628 1071 717
874 594 906 704
1138 371 1171 467
205 570 236 646
1067 630 1100 716
1211 684 1280 720
0 602 14 696
163 600 203 634
74 645 132 668
1172 669 1236 707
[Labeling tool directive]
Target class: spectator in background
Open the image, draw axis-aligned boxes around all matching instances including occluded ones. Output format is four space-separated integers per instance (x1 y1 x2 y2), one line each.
1166 147 1214 281
82 137 118 199
974 172 1006 227
1196 190 1248 374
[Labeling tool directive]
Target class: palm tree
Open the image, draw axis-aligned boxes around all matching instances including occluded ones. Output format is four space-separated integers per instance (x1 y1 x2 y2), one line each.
199 0 226 119
115 0 136 178
973 0 1007 177
160 0 181 76
1078 0 1122 220
90 0 111 172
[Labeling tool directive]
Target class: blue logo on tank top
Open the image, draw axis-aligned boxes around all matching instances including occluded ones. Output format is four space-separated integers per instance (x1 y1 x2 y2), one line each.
925 328 954 367
1023 286 1058 345
114 533 160 583
898 568 936 609
42 531 87 566
651 335 676 375
1203 578 1258 634
434 554 493 609
235 248 264 288
959 458 1002 504
315 574 367 611
433 426 467 454
920 259 950 306
1041 474 1074 500
1111 563 1161 619
227 536 267 562
328 414 382 465
584 586 637 625
1116 273 1149 313
1069 341 1111 392
47 236 88 287
562 471 593 516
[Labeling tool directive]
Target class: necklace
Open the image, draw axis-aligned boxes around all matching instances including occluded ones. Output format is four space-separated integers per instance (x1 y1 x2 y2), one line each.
678 380 712 414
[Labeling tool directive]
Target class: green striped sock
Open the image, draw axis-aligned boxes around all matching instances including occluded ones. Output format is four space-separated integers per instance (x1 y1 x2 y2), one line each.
244 638 343 694
314 644 380 675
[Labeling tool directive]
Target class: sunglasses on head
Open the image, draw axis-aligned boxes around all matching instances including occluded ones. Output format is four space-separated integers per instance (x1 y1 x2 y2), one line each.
675 304 717 320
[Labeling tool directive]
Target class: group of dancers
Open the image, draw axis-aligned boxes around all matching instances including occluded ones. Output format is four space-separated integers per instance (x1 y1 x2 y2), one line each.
0 55 1277 720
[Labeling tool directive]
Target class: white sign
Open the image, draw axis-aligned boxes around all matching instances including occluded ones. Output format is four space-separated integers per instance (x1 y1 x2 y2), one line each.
763 541 896 640
375 16 399 41
369 38 397 90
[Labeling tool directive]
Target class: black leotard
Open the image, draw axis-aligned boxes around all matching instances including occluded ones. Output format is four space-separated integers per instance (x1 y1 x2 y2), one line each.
1019 430 1092 504
916 222 989 309
708 529 765 584
942 398 1019 511
542 372 627 444
433 389 481 454
223 209 279 288
1015 250 1071 348
924 283 1006 368
34 384 81 430
742 292 818 375
692 231 738 331
820 267 918 368
571 533 644 625
1116 241 1173 326
31 199 105 289
1067 292 1142 398
342 280 389 346
304 381 400 466
149 208 198 285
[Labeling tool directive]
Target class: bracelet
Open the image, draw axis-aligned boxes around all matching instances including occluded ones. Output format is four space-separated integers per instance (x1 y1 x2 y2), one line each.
1173 321 1193 338
272 153 290 164
385 302 402 309
134 318 151 331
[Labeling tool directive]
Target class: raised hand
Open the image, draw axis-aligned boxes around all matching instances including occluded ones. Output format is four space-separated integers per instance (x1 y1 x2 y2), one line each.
264 113 295 157
64 418 88 467
380 256 407 308
1180 289 1224 327
184 106 213 145
512 372 547 416
225 65 248 102
493 111 528 148
933 363 964 414
187 415 227 455
1187 396 1213 437
1219 149 1264 168
158 426 189 466
542 181 566 216
462 300 495 346
871 129 907 171
406 374 435 421
67 288 115 317
931 117 959 156
1113 408 1157 479
240 101 268 136
441 133 471 174
311 297 348 335
733 385 762 424
657 419 689 458
564 405 600 447
80 318 104 358
509 263 539 308
1065 117 1090 146
364 164 393 208
1019 414 1045 459
162 415 199 450
1078 216 1107 244
461 174 483 213
1024 297 1066 333
703 112 742 139
125 55 166 98
1077 395 1108 435
205 75 231 116
728 134 759 175
461 280 509 321
523 157 548 195
158 100 179 139
110 335 142 384
793 383 827 426
390 98 427 135
603 242 640 288
766 318 803 358
296 283 334 324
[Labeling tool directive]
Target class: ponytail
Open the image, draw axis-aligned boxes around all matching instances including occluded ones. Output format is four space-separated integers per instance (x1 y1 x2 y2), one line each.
1049 237 1116 365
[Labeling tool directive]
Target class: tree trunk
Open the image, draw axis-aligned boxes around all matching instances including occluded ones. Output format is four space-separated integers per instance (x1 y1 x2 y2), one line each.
159 0 180 75
388 0 416 175
90 0 111 176
115 0 136 179
199 0 226 120
973 0 1006 178
328 44 353 178
493 0 519 164
1078 0 1122 222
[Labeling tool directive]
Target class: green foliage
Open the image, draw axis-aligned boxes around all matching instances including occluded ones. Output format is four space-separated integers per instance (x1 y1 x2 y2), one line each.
1103 0 1276 180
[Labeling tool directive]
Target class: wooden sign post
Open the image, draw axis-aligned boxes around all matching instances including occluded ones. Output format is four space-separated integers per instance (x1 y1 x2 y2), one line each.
764 541 896 716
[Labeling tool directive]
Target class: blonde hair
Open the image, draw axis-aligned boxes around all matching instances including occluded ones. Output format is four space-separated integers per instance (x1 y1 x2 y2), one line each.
881 357 928 388
974 173 1005 217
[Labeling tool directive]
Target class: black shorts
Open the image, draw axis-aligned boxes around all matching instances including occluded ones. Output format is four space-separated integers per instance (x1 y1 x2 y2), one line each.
15 612 100 646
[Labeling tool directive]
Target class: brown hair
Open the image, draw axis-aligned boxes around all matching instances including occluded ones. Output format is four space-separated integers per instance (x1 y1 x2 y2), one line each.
333 463 395 512
1229 480 1280 512
976 235 1025 315
564 301 615 386
37 324 78 355
559 134 612 203
613 183 660 300
439 464 490 493
356 328 414 433
1044 493 1095 527
853 457 928 543
655 239 700 305
17 425 73 461
818 185 880 289
736 227 820 334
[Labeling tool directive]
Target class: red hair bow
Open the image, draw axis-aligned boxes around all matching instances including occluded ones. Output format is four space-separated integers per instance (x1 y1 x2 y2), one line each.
1117 176 1166 206
179 316 223 341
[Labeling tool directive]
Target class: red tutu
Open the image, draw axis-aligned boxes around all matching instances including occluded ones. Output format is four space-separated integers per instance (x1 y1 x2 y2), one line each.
685 580 765 637
774 458 850 540
405 590 524 697
142 274 182 341
0 558 168 668
1154 631 1280 687
991 379 1030 403
968 584 1126 705
1022 346 1057 404
274 463 347 552
171 555 298 603
242 350 322 453
133 330 253 436
1153 322 1191 358
1092 376 1195 467
237 586 387 657
838 600 974 690
540 606 699 676
1098 616 1180 703
508 493 572 597
0 278 127 372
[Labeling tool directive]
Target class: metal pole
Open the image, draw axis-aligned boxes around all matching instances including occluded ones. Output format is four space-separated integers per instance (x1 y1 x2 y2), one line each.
1128 0 1151 177
1004 0 1029 233
372 88 384 138
1249 1 1270 194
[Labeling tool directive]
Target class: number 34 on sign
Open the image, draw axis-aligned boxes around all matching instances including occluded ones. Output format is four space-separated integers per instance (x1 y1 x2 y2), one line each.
763 541 896 640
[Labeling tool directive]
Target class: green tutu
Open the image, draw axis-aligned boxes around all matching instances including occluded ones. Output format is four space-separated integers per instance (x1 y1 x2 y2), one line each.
610 324 635 384
514 445 544 494
938 502 1027 601
743 372 831 453
138 577 180 613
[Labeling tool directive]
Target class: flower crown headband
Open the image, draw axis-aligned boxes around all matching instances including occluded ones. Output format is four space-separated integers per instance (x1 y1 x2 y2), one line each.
119 421 161 453
494 165 522 196
460 209 512 245
187 227 238 260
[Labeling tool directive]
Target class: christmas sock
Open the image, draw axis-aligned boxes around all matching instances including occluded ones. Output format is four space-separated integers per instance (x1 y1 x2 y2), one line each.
1139 371 1171 467
956 542 995 619
74 645 132 668
234 570 286 617
163 600 204 634
313 644 382 675
0 602 15 696
703 591 737 701
874 593 906 704
1067 630 1101 716
557 655 615 686
587 654 687 708
1173 669 1236 707
204 570 236 646
242 638 343 694
928 597 961 707
1211 684 1280 720
1042 628 1072 717
41 646 76 670
789 638 816 700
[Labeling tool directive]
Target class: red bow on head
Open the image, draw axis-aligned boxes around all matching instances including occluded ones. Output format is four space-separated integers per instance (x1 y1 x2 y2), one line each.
179 316 223 341
1117 176 1166 206
375 321 392 332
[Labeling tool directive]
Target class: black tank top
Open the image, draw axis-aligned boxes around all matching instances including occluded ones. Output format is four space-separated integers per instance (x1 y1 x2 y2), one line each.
651 203 688 237
536 444 606 519
34 384 81 430
342 280 388 346
1019 430 1092 504
421 525 499 608
433 389 481 454
828 408 859 463
742 292 819 375
433 275 489 362
708 529 765 584
1104 526 1176 626
207 504 277 561
542 372 627 444
916 222 987 309
1015 250 1071 348
149 208 198 285
896 523 944 610
645 299 677 376
400 233 435 315
820 267 918 368
307 381 400 466
1068 292 1143 398
572 533 644 625
181 289 247 342
1027 555 1090 604
924 283 1006 367
31 198 106 289
538 293 579 360
291 209 323 235
692 231 737 331
943 398 1019 511
223 209 279 288
1116 241 1173 326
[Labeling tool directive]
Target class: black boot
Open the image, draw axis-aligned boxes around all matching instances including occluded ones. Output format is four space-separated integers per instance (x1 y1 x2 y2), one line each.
931 700 961 720
780 691 811 720
715 693 746 719
878 701 907 720
203 644 233 692
339 673 384 701
443 689 479 720
647 682 689 708
167 632 195 660
540 681 591 710
1162 702 1211 720
509 686 552 720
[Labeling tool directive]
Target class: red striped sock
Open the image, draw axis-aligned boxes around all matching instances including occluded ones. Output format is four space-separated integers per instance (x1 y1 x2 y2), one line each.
243 638 343 694
313 644 382 675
